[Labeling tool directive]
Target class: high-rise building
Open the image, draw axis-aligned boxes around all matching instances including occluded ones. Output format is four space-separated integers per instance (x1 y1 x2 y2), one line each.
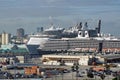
1 32 11 45
0 34 2 45
17 28 25 38
37 27 44 33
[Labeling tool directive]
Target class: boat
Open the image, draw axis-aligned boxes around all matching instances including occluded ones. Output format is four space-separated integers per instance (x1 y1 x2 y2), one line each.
26 20 120 55
26 24 65 55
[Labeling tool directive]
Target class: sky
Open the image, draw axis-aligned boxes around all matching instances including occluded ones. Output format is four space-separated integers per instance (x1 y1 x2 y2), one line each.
0 0 120 36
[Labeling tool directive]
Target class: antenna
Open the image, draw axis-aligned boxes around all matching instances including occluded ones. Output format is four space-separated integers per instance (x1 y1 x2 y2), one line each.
98 20 101 34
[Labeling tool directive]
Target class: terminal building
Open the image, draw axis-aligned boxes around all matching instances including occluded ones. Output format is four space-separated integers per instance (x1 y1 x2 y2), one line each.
41 54 120 66
41 54 104 66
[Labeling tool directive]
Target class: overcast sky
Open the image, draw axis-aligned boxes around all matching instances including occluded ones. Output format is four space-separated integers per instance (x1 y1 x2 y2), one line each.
0 0 120 36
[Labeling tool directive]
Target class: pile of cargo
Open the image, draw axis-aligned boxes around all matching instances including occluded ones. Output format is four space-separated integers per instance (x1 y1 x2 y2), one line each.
24 66 38 75
24 66 70 78
91 66 105 71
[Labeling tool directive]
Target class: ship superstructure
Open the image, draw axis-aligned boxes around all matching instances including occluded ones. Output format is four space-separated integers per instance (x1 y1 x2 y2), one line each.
27 20 120 55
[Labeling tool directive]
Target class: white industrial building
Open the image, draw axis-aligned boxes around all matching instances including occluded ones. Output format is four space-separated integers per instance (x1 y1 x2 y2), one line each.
42 54 104 66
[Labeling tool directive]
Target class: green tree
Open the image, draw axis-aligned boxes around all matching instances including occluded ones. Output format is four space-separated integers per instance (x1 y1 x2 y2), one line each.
87 72 94 78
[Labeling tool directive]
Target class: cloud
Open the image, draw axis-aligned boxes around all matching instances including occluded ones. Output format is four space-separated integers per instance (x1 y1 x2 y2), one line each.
44 0 62 4
45 0 57 3
0 0 120 36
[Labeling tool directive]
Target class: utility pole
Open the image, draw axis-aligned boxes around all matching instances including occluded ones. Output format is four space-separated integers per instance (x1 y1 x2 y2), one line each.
76 65 79 80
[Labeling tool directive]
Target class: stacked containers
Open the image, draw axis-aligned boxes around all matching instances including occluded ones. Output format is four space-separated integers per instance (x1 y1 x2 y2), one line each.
24 66 38 75
31 66 37 74
24 67 31 75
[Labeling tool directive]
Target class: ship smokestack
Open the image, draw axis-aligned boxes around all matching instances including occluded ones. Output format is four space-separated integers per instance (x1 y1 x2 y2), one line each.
79 22 82 30
84 22 88 30
98 20 101 34
85 22 88 28
77 22 82 30
82 22 88 30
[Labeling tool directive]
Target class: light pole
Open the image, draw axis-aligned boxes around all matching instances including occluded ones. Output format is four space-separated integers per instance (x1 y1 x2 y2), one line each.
75 62 79 80
61 70 64 80
71 65 74 80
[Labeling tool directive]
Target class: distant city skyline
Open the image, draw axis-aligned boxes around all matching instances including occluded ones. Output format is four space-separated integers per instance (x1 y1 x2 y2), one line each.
0 0 120 36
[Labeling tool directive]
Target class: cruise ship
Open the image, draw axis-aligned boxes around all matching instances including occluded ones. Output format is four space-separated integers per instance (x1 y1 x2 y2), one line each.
27 20 120 55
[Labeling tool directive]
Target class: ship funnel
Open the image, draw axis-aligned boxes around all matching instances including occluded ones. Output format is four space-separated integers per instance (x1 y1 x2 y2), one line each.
85 22 88 28
84 22 88 30
79 22 82 30
77 22 82 31
81 22 88 30
98 20 101 34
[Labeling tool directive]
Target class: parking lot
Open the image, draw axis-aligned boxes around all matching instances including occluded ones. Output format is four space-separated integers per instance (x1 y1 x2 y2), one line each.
0 65 120 80
45 70 115 80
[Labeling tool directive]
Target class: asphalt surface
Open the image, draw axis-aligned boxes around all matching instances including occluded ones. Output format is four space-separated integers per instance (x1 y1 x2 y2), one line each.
44 71 114 80
1 65 120 80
